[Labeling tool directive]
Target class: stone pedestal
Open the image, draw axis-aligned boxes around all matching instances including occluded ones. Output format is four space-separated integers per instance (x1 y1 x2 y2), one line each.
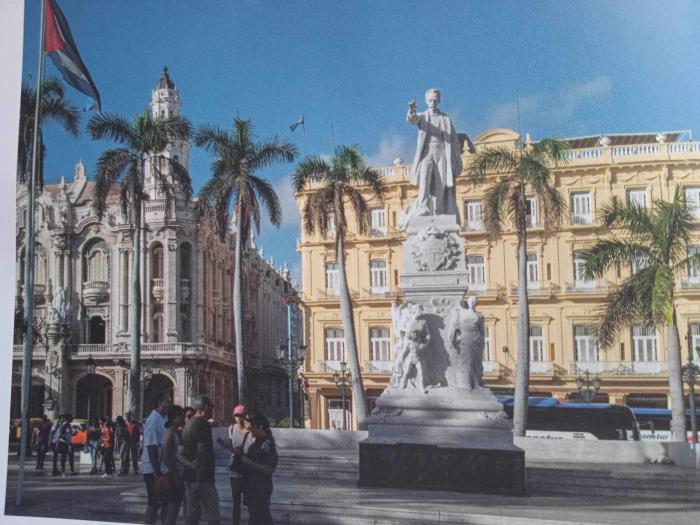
359 214 526 496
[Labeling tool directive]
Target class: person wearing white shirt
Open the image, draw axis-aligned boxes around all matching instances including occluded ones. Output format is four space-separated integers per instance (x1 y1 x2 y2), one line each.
141 393 171 524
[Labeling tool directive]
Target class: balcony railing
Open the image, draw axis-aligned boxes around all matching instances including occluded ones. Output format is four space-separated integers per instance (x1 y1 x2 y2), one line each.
463 221 485 232
482 361 501 375
568 360 668 376
82 280 109 303
562 141 700 164
151 278 165 302
180 278 191 302
12 344 47 358
564 280 611 294
529 361 555 375
69 342 231 361
510 281 558 297
468 285 505 300
678 276 700 290
569 215 596 226
365 360 394 373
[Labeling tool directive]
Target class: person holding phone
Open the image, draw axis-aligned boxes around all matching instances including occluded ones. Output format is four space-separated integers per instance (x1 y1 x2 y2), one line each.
217 405 250 525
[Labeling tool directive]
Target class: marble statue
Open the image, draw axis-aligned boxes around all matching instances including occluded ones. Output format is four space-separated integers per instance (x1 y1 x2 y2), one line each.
47 287 70 328
390 301 424 387
448 296 485 390
399 88 463 230
395 307 432 390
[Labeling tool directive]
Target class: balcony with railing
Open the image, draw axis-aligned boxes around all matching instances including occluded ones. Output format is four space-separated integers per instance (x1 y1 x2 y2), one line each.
364 360 394 373
82 280 109 303
482 361 501 376
562 141 700 166
151 278 165 302
509 281 559 298
678 276 700 291
68 342 232 363
568 360 668 376
569 214 597 227
12 344 46 359
563 280 612 296
180 278 191 303
462 220 485 233
468 284 506 300
529 361 556 375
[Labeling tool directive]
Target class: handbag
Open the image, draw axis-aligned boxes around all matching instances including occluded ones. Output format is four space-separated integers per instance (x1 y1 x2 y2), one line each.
229 432 249 474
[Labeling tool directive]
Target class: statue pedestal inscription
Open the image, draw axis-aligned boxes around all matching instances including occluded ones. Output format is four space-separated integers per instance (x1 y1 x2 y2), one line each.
359 211 525 495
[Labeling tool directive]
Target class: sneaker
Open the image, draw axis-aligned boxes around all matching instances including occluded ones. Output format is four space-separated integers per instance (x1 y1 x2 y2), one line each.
101 473 109 478
61 472 66 478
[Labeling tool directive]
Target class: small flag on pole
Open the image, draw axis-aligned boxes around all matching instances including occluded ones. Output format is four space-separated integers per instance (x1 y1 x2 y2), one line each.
44 0 101 111
289 115 304 132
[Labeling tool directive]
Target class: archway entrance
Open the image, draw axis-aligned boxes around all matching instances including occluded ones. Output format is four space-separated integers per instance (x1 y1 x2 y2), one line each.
88 316 106 344
76 374 113 421
142 373 175 416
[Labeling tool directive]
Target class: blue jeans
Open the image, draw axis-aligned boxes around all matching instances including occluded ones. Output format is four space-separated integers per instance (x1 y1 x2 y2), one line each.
246 486 273 525
89 440 100 472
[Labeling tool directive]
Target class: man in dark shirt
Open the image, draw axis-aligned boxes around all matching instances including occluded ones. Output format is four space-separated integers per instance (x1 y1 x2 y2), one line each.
182 395 219 525
35 414 52 469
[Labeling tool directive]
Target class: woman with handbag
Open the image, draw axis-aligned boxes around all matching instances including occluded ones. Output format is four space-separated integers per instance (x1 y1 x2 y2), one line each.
238 412 278 525
218 405 250 525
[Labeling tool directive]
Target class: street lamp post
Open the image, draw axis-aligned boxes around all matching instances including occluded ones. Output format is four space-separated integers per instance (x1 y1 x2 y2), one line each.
333 361 351 430
278 343 306 428
681 344 699 446
86 355 96 423
575 371 602 403
140 364 153 418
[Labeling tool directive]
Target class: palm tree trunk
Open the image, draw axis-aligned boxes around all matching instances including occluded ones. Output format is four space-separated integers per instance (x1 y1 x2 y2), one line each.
233 206 247 407
513 203 530 438
667 320 687 441
129 195 142 419
336 231 368 430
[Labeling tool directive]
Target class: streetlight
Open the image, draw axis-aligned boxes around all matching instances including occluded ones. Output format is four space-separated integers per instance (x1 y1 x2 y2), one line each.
278 343 306 428
140 363 154 418
333 361 351 430
575 370 602 403
86 355 96 422
681 344 699 446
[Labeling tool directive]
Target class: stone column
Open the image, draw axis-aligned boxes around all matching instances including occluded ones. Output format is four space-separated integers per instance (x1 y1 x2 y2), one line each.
195 242 205 343
174 366 187 406
166 239 178 341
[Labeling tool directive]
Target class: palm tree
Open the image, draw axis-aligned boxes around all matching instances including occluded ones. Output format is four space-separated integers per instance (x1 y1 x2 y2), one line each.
88 110 192 418
195 117 296 407
467 138 569 437
293 145 386 430
17 77 81 188
582 187 697 441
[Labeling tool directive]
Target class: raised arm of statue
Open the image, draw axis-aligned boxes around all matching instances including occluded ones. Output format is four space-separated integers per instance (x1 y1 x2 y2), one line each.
406 99 419 124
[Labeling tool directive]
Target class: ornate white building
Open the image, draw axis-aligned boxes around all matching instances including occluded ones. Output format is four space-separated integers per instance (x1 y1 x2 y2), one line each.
12 68 301 424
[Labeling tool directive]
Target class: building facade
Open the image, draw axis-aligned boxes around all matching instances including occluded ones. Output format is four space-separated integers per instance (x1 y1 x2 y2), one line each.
297 127 700 430
12 69 299 424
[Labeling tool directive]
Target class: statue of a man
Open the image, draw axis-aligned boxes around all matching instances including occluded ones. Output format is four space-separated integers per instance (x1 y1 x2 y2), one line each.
396 309 432 390
449 295 485 390
400 88 463 230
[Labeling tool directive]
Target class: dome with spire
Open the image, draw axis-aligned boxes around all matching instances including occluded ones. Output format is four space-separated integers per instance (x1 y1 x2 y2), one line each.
156 66 175 90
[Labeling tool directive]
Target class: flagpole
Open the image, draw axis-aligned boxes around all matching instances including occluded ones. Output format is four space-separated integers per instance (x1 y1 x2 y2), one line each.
17 0 46 506
330 121 336 151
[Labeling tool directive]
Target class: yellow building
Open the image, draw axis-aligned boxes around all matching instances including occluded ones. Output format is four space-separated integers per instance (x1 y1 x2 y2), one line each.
296 128 700 430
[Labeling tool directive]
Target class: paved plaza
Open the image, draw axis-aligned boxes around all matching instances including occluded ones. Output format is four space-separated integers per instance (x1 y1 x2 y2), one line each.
4 446 700 525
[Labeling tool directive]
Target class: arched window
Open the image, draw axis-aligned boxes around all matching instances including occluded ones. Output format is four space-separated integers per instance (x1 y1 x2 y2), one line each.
151 243 164 280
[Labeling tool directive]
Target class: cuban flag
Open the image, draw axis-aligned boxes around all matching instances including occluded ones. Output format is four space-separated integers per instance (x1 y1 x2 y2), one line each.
44 0 101 111
289 116 304 132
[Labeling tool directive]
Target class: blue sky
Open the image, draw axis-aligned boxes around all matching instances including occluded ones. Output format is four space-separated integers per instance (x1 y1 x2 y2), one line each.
17 0 700 284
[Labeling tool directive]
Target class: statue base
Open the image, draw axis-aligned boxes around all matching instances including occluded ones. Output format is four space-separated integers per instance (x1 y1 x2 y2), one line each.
358 440 526 496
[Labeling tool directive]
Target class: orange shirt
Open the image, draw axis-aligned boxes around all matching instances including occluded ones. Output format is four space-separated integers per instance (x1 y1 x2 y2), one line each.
101 427 112 449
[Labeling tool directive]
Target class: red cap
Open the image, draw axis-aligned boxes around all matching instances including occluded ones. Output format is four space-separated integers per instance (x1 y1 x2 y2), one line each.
232 404 246 416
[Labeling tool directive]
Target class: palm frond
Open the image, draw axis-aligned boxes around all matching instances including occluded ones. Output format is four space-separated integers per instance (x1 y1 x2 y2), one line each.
581 239 654 279
88 113 138 147
194 124 232 156
595 280 641 348
467 146 518 183
293 156 332 192
651 264 674 325
41 96 81 136
93 148 136 219
531 137 571 165
251 138 297 170
598 198 654 237
343 184 369 235
482 178 512 238
250 175 282 228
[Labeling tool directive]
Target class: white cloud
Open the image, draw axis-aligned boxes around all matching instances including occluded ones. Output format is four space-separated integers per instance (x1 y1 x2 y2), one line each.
484 76 612 131
274 174 300 227
365 131 413 168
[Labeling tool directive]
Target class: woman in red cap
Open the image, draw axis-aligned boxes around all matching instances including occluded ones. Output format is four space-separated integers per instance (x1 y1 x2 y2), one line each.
219 405 250 525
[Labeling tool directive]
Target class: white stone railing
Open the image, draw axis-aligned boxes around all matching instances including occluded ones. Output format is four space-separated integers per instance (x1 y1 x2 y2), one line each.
366 360 393 373
562 141 700 164
563 280 611 294
145 201 168 213
569 214 596 226
13 345 22 354
463 221 485 232
529 361 555 375
68 342 230 361
678 277 700 290
70 344 119 355
152 278 165 288
83 280 109 291
569 360 668 376
510 281 558 296
483 361 501 375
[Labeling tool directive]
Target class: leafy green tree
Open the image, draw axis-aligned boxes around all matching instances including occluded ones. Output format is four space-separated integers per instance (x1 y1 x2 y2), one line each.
467 138 569 437
293 146 386 430
17 77 81 187
88 110 192 418
195 117 296 407
582 187 698 440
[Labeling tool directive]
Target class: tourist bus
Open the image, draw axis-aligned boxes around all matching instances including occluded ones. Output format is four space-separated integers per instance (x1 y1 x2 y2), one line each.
631 408 700 442
497 397 640 441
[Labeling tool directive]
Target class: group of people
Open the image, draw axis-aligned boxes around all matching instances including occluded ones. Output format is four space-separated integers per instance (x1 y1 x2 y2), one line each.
142 393 278 525
28 412 143 478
